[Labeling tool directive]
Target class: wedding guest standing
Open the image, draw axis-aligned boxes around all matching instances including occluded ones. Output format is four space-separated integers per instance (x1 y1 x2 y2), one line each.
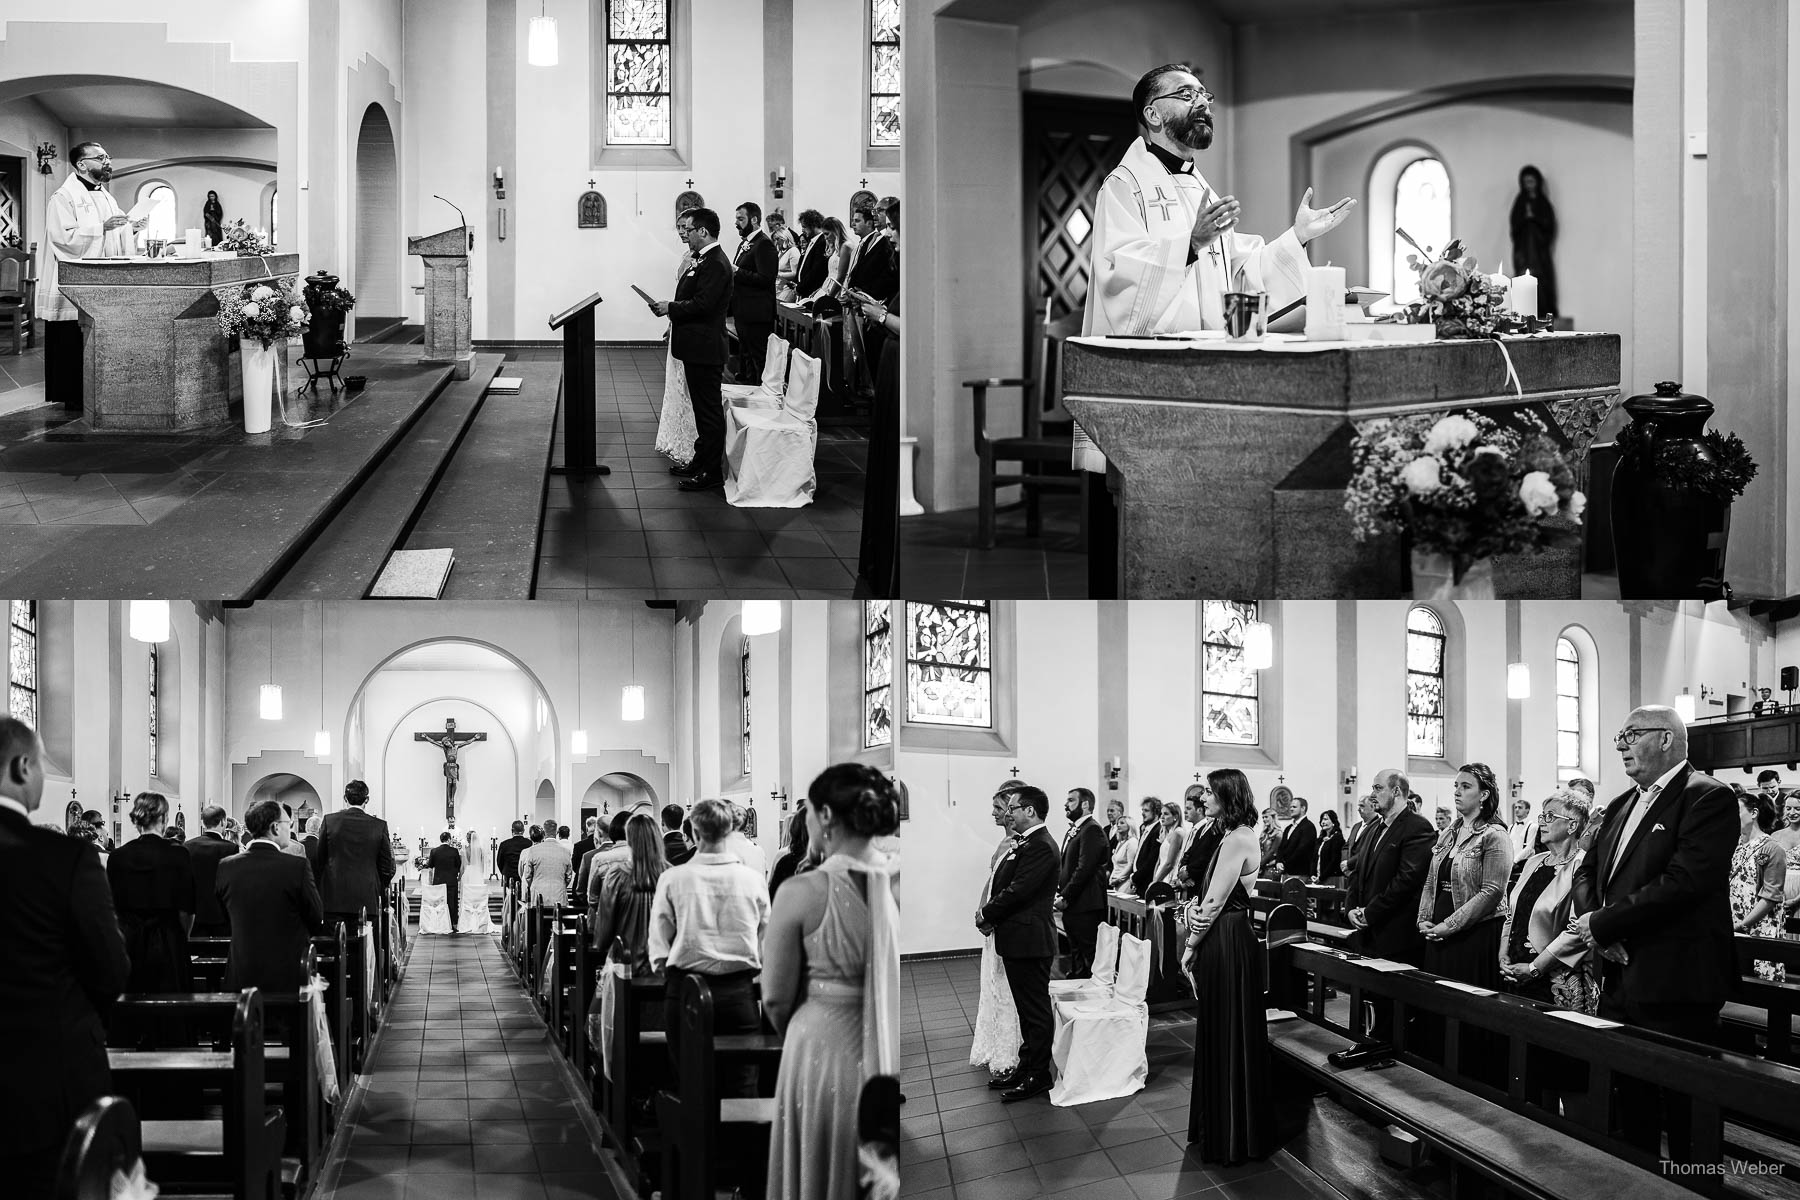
1148 800 1187 896
1180 768 1273 1166
763 764 901 1200
497 820 532 888
215 800 323 996
107 791 196 998
971 783 1023 1080
1498 788 1597 1011
769 808 812 900
185 805 238 937
318 779 396 934
852 198 900 595
1315 810 1345 887
1346 769 1435 1043
591 814 667 976
1126 796 1165 897
1057 787 1109 978
1417 763 1513 990
1729 790 1786 980
977 784 1058 1102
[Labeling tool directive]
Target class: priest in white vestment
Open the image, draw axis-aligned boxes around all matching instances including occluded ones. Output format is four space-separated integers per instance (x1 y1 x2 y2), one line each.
40 141 142 409
1076 63 1357 473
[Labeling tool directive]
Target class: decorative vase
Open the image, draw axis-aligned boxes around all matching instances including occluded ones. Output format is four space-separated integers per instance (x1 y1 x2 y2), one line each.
1609 381 1731 598
241 339 277 433
301 271 350 360
1410 549 1495 600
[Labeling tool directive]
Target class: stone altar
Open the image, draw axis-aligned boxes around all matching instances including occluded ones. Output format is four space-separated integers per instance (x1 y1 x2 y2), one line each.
408 226 474 380
1061 332 1621 598
58 253 300 431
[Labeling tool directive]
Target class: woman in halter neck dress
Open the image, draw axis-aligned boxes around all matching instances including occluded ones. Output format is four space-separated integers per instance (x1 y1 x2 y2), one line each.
762 765 902 1200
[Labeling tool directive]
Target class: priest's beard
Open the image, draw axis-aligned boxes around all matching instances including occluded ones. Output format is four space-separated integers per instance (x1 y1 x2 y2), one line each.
1166 109 1213 151
85 165 114 184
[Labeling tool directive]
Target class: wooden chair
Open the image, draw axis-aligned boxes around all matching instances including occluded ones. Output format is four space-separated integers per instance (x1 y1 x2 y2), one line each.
57 1095 143 1200
0 244 35 355
966 301 1088 549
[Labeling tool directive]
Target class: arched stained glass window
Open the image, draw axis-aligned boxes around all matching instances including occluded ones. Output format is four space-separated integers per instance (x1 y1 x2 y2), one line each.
869 0 901 148
604 0 674 146
7 600 35 727
905 602 991 728
148 642 160 779
1392 157 1450 307
740 637 752 777
1406 607 1447 758
1556 637 1581 781
1201 601 1260 746
863 601 892 749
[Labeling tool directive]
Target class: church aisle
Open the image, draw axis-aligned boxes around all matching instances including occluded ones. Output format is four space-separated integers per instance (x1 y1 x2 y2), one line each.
324 930 616 1200
900 958 1323 1200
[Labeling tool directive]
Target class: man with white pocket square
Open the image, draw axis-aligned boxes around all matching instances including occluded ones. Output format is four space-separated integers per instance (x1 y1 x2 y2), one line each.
977 784 1059 1103
1569 704 1736 1165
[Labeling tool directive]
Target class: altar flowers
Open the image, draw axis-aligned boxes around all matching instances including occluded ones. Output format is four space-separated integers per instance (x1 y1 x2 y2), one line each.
216 280 309 349
217 218 273 257
1345 410 1585 595
1395 230 1511 339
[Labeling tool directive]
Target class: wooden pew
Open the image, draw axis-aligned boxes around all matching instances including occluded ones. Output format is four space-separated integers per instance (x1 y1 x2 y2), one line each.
106 990 284 1200
1103 891 1192 1011
592 972 670 1189
546 906 582 1056
189 926 353 1097
1263 911 1800 1199
653 974 785 1200
1720 933 1800 1065
57 1095 144 1200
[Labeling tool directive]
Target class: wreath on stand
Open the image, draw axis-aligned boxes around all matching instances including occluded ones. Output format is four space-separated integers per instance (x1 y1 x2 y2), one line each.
1612 423 1757 502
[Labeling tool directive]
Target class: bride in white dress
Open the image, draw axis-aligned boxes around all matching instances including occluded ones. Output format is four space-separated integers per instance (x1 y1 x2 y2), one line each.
970 790 1021 1076
654 245 699 465
459 830 496 935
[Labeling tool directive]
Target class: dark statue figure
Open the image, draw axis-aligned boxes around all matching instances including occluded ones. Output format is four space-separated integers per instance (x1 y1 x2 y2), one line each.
414 717 487 821
203 190 224 248
578 191 607 229
1509 165 1558 319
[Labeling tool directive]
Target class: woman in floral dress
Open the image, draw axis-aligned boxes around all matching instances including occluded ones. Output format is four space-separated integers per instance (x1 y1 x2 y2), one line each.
1730 791 1787 981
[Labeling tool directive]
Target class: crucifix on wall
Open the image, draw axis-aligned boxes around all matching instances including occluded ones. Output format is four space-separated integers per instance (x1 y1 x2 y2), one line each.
414 717 487 821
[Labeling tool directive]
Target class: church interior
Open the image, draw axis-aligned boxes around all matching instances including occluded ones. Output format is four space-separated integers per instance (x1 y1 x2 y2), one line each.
900 0 1798 603
899 598 1800 1200
0 597 897 1200
0 0 901 600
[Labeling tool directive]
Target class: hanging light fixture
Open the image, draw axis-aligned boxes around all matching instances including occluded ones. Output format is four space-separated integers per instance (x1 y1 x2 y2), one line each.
313 602 330 757
260 612 283 720
571 602 587 754
1507 662 1531 699
527 0 558 66
129 600 170 644
1244 619 1272 671
743 600 781 636
622 607 645 721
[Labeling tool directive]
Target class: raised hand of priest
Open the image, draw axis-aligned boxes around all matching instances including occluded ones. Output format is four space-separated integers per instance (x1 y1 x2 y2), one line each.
1294 186 1357 244
1190 196 1240 251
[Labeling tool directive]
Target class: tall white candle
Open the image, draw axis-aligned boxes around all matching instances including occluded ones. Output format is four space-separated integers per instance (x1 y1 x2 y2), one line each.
1510 270 1538 319
1490 268 1511 311
1305 265 1347 341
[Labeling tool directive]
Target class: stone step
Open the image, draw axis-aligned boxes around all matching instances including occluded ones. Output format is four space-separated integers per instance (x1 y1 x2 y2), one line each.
264 354 507 599
400 361 563 599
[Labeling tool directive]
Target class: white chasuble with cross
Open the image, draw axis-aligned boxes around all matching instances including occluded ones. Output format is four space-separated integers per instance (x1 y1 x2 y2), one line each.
1074 139 1310 472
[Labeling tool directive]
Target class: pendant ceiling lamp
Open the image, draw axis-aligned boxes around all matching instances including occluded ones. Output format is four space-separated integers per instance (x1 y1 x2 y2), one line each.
129 600 170 644
260 613 282 720
314 602 330 756
572 602 588 754
622 608 645 721
528 0 558 66
743 600 781 637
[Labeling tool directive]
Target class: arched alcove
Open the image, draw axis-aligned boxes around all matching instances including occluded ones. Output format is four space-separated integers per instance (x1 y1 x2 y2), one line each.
534 778 557 825
354 103 399 319
379 696 522 843
580 770 660 813
245 772 323 816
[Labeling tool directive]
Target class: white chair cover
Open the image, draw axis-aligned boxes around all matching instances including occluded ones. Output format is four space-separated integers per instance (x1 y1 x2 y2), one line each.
722 334 789 406
1050 921 1120 1003
1048 933 1151 1107
723 348 818 508
418 882 452 935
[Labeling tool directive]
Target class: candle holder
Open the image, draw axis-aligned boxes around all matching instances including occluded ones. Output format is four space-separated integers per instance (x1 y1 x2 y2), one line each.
490 835 500 881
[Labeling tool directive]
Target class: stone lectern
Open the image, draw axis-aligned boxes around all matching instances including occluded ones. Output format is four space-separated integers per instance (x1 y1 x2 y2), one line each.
58 253 300 430
1061 332 1621 598
407 226 473 380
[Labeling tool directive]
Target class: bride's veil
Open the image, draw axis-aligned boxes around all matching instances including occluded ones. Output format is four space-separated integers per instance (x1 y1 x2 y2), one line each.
463 829 487 878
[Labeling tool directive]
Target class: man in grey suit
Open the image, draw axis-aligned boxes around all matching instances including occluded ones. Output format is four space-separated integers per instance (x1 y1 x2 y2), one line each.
318 779 396 934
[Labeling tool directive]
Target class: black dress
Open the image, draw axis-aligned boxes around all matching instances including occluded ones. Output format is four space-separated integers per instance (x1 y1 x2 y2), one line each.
106 834 196 994
858 290 899 595
1188 869 1275 1164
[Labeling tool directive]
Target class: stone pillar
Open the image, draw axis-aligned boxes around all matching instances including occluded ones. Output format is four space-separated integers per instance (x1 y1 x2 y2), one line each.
407 226 474 380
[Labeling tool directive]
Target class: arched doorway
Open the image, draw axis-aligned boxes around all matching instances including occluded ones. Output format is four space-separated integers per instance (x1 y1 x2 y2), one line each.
580 771 660 816
534 779 557 826
245 772 323 821
354 103 399 322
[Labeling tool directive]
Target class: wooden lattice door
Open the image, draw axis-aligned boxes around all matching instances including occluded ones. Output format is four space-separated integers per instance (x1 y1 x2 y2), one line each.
1022 92 1135 399
0 158 21 246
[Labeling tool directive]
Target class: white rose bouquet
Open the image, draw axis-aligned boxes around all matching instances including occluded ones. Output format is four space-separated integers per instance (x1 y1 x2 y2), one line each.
1345 409 1586 582
216 279 310 349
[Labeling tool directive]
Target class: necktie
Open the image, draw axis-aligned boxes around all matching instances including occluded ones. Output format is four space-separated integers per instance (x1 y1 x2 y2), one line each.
1607 784 1660 883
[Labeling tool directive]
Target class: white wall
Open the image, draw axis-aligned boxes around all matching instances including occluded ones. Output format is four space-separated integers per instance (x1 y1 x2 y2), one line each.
364 672 535 841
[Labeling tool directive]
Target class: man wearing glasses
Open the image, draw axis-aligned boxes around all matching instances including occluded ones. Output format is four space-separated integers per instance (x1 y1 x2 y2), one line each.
214 798 324 1002
977 784 1059 1102
41 142 144 409
1568 706 1736 1166
650 207 733 491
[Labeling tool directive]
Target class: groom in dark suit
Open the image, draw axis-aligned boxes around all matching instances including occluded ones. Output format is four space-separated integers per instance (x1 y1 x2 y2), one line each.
428 832 463 933
1571 704 1736 1164
652 206 734 492
978 784 1059 1102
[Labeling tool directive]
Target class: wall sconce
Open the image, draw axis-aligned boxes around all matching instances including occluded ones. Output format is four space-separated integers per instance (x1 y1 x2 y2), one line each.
1341 768 1357 796
1699 684 1718 706
1510 777 1524 799
1105 757 1122 791
770 165 787 199
772 787 788 813
493 166 506 200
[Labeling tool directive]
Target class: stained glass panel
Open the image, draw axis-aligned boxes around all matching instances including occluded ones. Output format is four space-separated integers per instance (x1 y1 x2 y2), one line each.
609 0 667 40
1405 606 1446 759
8 599 37 728
148 643 159 779
1408 713 1445 758
864 600 892 749
604 0 673 147
1201 601 1260 746
868 0 900 148
740 638 752 777
906 602 991 729
1205 696 1258 746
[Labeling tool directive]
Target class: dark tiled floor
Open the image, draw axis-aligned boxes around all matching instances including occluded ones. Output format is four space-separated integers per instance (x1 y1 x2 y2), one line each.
524 345 874 599
324 929 618 1200
900 958 1320 1200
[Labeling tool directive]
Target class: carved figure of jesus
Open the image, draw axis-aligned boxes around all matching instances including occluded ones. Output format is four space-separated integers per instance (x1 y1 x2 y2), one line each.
414 718 487 820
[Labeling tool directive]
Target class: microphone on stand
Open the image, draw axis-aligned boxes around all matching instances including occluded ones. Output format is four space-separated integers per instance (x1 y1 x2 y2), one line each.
434 195 472 251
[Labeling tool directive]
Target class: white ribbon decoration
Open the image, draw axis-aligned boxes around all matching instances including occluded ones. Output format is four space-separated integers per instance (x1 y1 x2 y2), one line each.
1492 337 1523 402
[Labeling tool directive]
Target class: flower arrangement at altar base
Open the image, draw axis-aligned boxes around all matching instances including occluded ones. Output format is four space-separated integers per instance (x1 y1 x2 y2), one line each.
217 218 273 257
307 284 357 315
216 280 309 349
1393 229 1512 339
1345 409 1586 586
